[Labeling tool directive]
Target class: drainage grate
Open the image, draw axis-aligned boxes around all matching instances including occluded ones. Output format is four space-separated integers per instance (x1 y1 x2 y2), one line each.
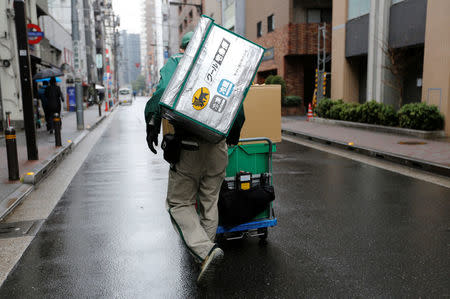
0 220 44 239
398 141 427 145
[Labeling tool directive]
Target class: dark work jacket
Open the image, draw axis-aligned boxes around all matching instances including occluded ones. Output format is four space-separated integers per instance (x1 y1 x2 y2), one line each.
45 85 64 113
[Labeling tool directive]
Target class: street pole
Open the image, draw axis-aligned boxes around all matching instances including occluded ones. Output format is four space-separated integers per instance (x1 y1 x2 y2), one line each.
114 19 119 102
71 0 84 130
13 0 38 160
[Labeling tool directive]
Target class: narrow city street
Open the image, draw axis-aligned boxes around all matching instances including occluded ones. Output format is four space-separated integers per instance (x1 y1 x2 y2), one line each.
0 97 449 298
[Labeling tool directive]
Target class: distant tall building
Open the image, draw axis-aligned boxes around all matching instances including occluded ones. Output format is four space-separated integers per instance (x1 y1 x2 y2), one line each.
119 31 141 86
143 0 179 90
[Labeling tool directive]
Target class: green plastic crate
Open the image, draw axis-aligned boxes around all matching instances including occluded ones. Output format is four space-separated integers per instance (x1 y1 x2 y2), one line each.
226 142 276 220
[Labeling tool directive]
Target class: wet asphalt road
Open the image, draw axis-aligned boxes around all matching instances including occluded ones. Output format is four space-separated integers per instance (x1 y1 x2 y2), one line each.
1 97 449 298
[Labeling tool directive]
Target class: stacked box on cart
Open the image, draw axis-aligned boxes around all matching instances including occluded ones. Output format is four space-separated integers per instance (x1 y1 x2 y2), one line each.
159 16 265 143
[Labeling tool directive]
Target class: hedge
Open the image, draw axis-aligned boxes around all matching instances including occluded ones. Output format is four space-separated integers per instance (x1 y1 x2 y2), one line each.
315 99 444 131
283 95 302 107
398 103 444 131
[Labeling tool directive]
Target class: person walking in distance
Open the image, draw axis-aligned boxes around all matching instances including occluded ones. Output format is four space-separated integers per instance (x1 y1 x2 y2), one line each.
38 81 51 131
45 77 64 133
144 32 245 286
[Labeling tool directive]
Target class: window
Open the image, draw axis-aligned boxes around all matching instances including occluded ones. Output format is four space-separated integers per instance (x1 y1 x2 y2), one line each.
267 14 274 32
184 18 187 28
179 24 183 34
307 8 332 23
348 0 370 20
257 21 262 37
178 5 182 14
189 10 193 21
307 9 321 23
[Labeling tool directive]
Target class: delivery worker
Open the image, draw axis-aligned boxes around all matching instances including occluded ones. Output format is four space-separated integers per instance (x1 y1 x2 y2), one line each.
144 31 245 286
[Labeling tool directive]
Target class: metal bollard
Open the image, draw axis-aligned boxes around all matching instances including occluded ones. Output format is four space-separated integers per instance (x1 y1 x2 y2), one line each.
53 113 62 147
5 126 20 181
98 101 102 117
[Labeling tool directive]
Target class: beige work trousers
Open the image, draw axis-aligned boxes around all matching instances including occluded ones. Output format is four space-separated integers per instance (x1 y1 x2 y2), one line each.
166 139 228 262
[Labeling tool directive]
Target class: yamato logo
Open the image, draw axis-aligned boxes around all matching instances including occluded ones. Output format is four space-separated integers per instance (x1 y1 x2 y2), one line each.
192 87 210 110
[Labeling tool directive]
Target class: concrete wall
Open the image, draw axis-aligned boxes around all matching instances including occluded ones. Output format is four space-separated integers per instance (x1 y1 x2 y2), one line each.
422 0 450 134
331 0 359 102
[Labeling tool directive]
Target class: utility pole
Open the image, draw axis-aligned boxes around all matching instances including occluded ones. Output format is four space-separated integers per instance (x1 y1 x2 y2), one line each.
316 23 327 102
14 0 38 160
113 16 119 101
71 0 84 130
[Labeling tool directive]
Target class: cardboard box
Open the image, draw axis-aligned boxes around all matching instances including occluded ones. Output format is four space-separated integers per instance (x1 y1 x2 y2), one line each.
240 85 281 143
162 118 175 135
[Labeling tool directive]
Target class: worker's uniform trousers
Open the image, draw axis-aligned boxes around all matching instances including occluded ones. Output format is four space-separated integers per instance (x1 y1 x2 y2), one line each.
166 139 228 262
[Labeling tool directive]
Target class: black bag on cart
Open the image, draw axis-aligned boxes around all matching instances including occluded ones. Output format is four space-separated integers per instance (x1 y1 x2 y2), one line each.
218 177 275 227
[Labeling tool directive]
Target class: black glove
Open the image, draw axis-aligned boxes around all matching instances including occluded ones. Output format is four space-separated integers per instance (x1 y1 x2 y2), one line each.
146 123 159 154
226 125 240 146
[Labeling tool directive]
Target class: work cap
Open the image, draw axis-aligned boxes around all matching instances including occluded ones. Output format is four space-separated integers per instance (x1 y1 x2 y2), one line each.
180 31 194 49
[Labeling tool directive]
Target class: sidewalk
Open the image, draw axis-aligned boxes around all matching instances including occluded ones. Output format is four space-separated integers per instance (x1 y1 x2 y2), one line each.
0 102 116 219
282 116 450 177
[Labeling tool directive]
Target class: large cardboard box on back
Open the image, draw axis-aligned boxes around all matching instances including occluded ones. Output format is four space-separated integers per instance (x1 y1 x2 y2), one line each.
163 84 281 142
240 85 281 143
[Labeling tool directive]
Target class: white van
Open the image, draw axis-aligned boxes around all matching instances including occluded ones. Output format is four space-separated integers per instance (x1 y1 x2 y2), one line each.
119 88 132 105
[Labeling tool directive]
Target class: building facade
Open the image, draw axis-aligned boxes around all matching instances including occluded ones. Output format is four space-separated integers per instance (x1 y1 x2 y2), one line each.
118 31 141 87
205 0 332 108
0 0 75 129
332 0 450 134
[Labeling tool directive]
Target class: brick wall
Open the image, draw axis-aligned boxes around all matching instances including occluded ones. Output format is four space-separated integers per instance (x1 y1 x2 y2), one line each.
288 23 332 55
254 23 331 97
255 25 290 79
285 56 305 98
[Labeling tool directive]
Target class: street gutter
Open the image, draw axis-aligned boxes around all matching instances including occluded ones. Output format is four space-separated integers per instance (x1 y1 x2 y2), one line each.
0 106 116 221
282 129 450 178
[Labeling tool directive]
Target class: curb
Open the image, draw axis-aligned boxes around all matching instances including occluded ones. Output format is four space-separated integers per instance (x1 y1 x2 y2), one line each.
0 184 34 221
0 110 113 221
282 129 450 178
310 118 446 139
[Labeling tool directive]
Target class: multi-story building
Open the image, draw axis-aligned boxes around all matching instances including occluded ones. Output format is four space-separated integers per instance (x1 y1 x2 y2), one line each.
48 0 89 85
144 0 179 91
0 0 75 129
203 0 332 108
118 31 141 86
177 0 203 44
332 0 450 134
119 31 130 86
83 0 97 84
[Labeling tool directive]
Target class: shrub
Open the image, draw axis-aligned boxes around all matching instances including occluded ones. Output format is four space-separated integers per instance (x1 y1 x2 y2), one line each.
379 105 398 127
329 100 345 120
269 75 286 103
265 75 274 84
283 95 302 107
339 102 361 122
398 103 444 130
359 100 383 124
316 98 335 118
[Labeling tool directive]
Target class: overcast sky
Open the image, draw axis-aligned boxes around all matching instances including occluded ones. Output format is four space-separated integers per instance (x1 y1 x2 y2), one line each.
112 0 143 34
